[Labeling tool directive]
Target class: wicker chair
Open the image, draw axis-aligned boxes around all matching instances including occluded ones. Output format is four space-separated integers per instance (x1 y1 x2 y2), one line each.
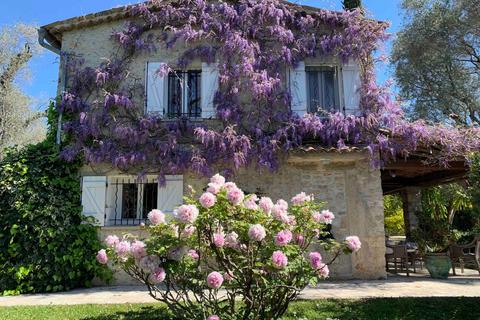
449 236 480 275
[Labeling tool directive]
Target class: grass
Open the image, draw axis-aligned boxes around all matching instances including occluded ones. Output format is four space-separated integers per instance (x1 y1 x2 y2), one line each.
1 298 480 320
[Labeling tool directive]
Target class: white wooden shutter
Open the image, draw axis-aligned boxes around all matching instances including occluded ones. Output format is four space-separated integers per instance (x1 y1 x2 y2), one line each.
289 61 308 116
81 176 107 226
157 176 184 215
201 62 219 118
342 61 361 115
146 62 166 115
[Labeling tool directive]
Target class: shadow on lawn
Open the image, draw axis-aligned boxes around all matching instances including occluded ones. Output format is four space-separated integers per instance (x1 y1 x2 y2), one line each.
80 298 480 320
81 306 174 320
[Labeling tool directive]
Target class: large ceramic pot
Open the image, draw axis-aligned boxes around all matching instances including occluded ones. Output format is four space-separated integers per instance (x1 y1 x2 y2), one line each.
425 253 451 279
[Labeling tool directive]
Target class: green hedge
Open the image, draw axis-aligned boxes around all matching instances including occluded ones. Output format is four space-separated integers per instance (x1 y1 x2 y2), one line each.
0 105 110 295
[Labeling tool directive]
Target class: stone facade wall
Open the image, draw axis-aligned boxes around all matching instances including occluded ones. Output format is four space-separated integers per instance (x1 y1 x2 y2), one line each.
91 151 386 285
59 19 346 110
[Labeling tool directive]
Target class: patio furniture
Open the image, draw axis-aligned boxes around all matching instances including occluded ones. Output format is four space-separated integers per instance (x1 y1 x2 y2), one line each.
449 236 480 275
386 244 414 276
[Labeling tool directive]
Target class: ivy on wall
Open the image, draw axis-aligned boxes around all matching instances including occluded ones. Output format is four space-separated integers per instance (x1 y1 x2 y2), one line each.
0 103 111 295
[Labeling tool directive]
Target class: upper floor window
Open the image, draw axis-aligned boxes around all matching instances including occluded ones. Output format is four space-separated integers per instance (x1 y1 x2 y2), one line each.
146 62 219 119
167 70 202 118
306 66 340 113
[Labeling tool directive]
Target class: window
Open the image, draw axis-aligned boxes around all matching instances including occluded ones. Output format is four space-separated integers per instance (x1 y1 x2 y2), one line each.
105 176 183 226
306 66 340 113
167 70 201 118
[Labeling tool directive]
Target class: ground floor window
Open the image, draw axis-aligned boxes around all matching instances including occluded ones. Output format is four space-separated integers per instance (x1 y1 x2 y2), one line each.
105 175 183 226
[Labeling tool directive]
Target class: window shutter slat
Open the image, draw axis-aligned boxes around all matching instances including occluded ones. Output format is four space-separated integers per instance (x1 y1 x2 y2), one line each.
146 62 166 115
81 176 107 226
201 62 219 119
342 61 361 115
157 176 184 215
289 61 308 116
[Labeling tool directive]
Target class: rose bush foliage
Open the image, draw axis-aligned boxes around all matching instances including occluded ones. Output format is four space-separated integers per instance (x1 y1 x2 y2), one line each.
98 174 360 319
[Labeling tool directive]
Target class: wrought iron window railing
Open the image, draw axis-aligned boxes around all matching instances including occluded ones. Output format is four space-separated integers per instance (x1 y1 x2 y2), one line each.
167 70 201 118
108 177 158 226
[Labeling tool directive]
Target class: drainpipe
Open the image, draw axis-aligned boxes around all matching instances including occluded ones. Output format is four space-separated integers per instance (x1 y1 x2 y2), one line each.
38 28 65 145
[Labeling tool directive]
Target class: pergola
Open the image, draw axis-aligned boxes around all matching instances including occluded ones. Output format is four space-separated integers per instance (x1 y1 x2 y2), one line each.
381 155 469 239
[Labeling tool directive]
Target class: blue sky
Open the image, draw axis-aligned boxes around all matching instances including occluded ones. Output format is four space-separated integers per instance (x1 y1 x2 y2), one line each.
0 0 402 110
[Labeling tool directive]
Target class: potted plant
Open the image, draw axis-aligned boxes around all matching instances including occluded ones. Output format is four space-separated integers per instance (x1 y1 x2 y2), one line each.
413 185 470 279
413 222 452 279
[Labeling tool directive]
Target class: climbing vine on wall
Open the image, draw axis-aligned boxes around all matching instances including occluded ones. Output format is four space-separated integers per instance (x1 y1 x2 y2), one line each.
59 0 480 181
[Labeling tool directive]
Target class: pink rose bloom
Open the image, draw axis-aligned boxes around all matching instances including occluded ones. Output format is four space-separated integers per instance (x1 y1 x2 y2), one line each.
274 230 293 246
147 209 165 225
199 192 216 208
272 250 288 269
208 316 220 320
248 224 266 241
174 204 199 224
115 240 131 257
291 192 312 205
272 204 289 223
259 197 274 214
213 232 225 247
207 271 224 289
225 231 239 248
243 194 258 210
309 252 323 269
345 236 362 252
227 187 245 205
313 210 335 224
287 215 296 226
96 249 108 264
187 249 199 260
150 267 166 283
295 233 305 247
318 263 330 278
224 181 237 191
181 225 196 238
224 270 234 282
131 240 147 259
276 199 288 210
210 173 225 186
207 182 222 194
104 235 119 248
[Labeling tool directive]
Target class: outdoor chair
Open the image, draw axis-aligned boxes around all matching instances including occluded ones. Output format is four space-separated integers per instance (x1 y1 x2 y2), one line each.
450 235 480 275
386 244 413 276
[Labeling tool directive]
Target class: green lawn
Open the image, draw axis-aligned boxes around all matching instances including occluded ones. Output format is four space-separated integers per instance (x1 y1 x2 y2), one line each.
1 298 479 320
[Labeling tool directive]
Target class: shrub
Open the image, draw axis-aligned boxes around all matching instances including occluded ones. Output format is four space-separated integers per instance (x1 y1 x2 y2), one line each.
98 174 360 319
0 136 110 295
383 194 405 236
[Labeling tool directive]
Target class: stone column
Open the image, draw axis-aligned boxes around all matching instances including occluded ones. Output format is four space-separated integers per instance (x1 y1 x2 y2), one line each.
344 159 387 279
401 187 422 240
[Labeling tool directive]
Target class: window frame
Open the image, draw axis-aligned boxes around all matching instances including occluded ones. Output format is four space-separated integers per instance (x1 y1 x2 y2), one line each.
105 175 183 226
106 176 159 226
305 65 343 114
166 70 202 119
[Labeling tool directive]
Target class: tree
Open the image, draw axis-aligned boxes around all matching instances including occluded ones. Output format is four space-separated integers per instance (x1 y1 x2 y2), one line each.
391 0 480 126
0 24 46 155
384 194 405 236
342 0 362 10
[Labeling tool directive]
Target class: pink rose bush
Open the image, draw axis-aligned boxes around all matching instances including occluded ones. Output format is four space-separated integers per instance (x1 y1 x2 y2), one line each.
97 174 360 319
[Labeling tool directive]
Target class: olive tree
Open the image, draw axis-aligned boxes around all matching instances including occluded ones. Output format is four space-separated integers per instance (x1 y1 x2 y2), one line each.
391 0 480 126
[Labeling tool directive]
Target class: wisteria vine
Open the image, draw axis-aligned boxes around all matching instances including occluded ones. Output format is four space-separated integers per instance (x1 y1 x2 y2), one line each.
59 0 480 181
